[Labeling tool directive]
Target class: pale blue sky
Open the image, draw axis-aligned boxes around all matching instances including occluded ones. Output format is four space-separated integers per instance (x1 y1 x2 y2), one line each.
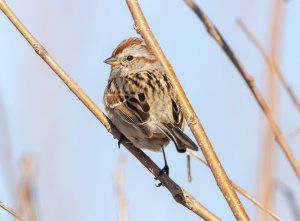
0 0 299 220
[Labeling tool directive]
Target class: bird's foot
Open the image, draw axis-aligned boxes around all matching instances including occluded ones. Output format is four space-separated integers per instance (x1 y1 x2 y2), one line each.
154 165 169 187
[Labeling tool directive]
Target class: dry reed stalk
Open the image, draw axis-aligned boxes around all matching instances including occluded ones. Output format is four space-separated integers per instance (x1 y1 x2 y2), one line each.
254 1 285 220
184 0 300 179
0 1 220 220
0 201 25 221
18 158 36 221
125 0 249 220
188 150 284 221
236 19 300 114
114 155 128 221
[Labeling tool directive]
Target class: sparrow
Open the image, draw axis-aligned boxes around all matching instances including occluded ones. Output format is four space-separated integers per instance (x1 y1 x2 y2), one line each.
103 38 198 184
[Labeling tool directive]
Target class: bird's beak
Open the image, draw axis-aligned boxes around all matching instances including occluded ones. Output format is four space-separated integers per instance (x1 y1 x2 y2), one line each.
104 56 119 66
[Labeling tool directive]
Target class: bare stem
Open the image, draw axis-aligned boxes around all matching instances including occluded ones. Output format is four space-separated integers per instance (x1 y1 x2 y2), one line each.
0 1 220 220
125 0 249 220
0 201 25 221
114 155 128 221
188 151 284 221
244 1 285 220
18 157 36 221
184 0 300 179
236 18 300 114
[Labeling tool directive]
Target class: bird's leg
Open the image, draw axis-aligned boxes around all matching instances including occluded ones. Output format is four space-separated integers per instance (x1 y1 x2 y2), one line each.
117 134 125 148
155 147 169 187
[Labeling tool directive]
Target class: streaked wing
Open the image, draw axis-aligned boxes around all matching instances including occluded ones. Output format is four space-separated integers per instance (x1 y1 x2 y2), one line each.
104 76 152 136
171 97 185 130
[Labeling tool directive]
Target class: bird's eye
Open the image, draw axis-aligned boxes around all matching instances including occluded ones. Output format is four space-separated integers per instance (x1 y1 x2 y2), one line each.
127 55 134 61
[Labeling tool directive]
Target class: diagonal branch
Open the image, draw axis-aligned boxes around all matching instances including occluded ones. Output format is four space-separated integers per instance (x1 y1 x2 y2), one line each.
184 0 300 179
125 0 249 220
236 18 300 115
0 1 220 220
188 150 284 221
0 201 25 221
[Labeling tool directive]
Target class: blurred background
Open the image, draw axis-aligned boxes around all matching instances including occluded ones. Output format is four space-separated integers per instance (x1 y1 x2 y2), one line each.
0 0 299 220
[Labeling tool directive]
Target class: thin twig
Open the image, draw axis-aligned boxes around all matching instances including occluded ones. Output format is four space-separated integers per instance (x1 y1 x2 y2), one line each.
114 155 128 221
187 150 284 221
0 201 25 221
184 0 300 179
236 18 300 114
0 1 220 220
125 0 249 220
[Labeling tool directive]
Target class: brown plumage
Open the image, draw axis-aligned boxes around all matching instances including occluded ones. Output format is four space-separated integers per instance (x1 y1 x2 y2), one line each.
103 38 198 153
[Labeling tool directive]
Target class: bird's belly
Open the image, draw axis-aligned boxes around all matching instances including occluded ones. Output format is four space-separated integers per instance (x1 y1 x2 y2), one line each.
110 112 170 151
